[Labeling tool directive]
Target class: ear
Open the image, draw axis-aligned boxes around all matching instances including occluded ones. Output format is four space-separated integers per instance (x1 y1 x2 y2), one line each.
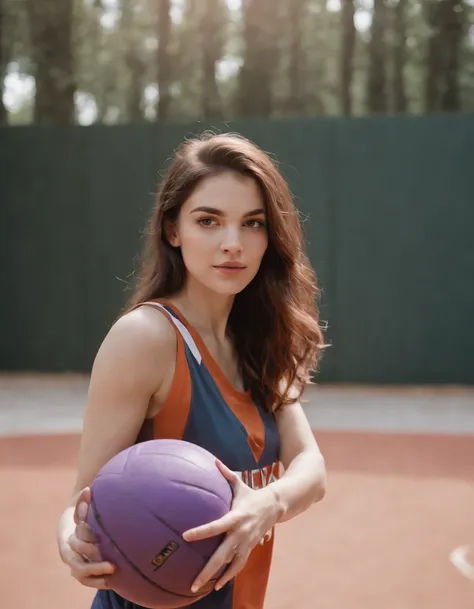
164 219 180 247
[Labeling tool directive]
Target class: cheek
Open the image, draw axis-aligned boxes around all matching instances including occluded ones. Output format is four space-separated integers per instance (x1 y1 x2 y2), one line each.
246 231 269 261
178 226 214 265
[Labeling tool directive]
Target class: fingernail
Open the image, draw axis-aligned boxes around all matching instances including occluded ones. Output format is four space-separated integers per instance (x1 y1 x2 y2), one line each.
215 584 222 591
78 501 88 521
191 583 199 593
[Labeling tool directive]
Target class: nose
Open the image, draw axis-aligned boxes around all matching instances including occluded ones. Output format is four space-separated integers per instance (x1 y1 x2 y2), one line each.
220 226 243 254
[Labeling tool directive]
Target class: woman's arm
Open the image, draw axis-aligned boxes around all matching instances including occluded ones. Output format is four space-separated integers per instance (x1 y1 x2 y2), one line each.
181 394 326 593
56 306 176 577
270 398 326 523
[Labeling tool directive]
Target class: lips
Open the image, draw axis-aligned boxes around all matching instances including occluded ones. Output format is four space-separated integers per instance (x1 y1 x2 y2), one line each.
214 263 246 269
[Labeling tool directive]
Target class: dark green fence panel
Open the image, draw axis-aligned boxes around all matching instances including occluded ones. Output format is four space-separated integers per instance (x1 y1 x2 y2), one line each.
332 116 474 383
81 125 159 367
1 126 90 369
1 116 473 384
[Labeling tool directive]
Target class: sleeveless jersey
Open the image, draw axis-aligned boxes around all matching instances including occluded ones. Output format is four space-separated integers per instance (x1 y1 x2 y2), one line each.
91 299 281 609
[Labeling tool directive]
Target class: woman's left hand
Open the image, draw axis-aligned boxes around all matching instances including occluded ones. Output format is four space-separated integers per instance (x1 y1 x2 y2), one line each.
182 459 283 593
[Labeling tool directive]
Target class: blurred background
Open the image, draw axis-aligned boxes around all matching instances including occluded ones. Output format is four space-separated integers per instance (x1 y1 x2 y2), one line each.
1 1 474 608
2 0 474 124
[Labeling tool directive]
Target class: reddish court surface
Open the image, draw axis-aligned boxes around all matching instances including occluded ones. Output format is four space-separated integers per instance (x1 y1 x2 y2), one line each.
1 430 473 609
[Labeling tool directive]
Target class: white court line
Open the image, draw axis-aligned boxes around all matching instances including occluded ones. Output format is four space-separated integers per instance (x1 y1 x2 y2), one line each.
449 546 474 581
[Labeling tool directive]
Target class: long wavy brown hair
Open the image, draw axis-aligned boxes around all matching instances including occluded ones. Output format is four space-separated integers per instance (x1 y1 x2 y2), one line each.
125 132 326 412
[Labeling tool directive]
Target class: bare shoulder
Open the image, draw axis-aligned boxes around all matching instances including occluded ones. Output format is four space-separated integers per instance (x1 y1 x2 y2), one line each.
92 304 177 388
74 305 178 492
103 305 175 349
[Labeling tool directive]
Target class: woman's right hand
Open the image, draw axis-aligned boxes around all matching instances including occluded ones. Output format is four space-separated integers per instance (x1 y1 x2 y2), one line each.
59 487 116 589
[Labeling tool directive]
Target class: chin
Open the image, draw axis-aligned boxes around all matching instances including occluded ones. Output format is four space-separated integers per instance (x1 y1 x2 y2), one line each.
203 278 252 297
210 284 246 297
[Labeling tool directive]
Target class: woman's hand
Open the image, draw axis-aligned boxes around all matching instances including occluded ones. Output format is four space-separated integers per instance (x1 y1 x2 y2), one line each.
59 488 116 589
182 460 284 593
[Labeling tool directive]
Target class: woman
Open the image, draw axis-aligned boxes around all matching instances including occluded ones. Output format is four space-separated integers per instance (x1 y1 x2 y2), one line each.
57 132 327 609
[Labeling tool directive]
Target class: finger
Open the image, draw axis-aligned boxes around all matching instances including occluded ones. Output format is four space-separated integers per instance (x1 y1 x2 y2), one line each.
214 552 248 591
71 556 116 578
68 536 102 563
73 488 91 525
215 460 240 486
183 512 241 542
75 521 98 543
73 575 110 590
190 542 239 593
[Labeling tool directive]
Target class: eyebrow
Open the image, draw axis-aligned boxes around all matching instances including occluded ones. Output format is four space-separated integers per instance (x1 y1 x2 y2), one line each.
190 206 266 217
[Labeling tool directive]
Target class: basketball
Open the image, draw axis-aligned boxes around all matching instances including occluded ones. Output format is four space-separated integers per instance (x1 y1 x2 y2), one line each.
86 439 233 608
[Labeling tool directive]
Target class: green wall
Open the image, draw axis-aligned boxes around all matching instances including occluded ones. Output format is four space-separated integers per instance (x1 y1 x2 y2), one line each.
1 116 473 384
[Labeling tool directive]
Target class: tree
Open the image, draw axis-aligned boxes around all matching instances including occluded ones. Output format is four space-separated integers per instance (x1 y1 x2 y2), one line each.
440 0 465 111
200 0 228 119
339 0 356 115
120 0 147 122
0 0 7 124
156 0 172 121
366 0 389 113
284 0 307 115
238 0 280 117
27 0 76 124
424 0 465 112
392 0 408 113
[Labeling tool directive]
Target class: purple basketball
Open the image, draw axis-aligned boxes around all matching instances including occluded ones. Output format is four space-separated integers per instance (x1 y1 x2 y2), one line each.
86 439 233 608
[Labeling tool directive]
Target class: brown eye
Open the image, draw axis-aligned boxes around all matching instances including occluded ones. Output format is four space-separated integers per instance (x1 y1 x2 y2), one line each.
198 217 218 227
244 219 265 228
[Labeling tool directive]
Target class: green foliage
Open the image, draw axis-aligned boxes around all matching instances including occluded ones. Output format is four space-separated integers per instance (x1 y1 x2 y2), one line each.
2 0 474 124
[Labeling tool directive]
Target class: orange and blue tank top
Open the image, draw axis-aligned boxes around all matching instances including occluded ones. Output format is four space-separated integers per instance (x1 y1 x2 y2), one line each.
91 299 281 609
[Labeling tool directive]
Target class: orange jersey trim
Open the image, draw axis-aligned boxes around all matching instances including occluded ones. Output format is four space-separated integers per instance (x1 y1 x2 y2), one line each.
156 299 266 463
128 301 192 440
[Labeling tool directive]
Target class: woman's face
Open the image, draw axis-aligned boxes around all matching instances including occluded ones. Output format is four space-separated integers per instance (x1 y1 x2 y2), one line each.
168 171 269 296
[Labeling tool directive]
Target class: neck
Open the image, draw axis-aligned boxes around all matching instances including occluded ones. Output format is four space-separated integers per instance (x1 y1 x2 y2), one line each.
169 277 235 342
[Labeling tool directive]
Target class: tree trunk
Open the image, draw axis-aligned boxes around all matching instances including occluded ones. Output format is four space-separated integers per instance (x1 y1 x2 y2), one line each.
339 0 356 115
366 0 388 113
423 0 464 113
238 0 279 117
119 0 145 122
440 0 465 112
0 0 7 124
285 0 306 115
201 0 223 119
126 54 146 122
156 0 172 121
424 0 445 112
392 0 407 113
27 0 76 124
